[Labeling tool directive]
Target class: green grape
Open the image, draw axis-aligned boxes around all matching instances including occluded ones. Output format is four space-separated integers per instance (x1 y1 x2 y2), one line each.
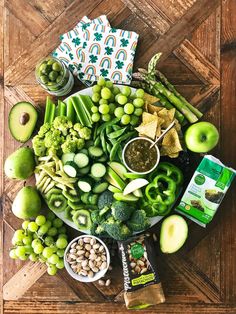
33 233 39 239
121 114 131 125
134 108 143 116
44 220 52 229
105 81 113 89
57 226 66 234
113 86 120 95
23 235 33 245
56 249 65 258
122 86 131 97
92 92 100 103
44 236 54 247
53 218 63 229
91 106 98 113
114 107 124 119
56 259 64 269
58 233 67 239
99 104 110 114
38 225 49 236
9 249 18 259
29 253 38 262
92 84 101 93
99 99 108 105
28 222 38 233
97 77 106 86
124 103 134 114
38 255 47 263
91 113 101 122
101 87 112 100
109 93 115 102
56 238 68 249
48 254 59 265
35 215 46 226
47 211 55 221
11 237 19 246
19 254 28 261
24 245 34 254
115 93 121 102
130 115 140 126
133 98 144 108
34 243 44 254
117 95 128 105
42 247 54 259
102 114 111 122
15 246 26 257
32 238 41 248
22 220 30 230
14 229 25 242
109 103 116 115
47 264 58 276
135 88 145 98
49 245 58 253
47 227 58 237
129 94 136 100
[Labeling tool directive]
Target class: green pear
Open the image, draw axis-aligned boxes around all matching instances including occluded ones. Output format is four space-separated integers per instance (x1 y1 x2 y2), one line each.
12 186 41 219
4 147 35 180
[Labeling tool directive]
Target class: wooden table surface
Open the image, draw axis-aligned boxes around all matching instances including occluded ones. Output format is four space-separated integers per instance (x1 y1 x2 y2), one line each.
1 0 236 313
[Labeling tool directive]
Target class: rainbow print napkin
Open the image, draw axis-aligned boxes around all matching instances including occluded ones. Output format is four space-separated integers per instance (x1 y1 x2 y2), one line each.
52 15 139 85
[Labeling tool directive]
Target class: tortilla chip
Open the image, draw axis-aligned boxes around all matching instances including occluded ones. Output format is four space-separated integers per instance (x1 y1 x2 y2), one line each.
156 125 162 137
167 108 176 121
143 93 160 104
142 112 158 124
135 120 158 140
158 109 173 128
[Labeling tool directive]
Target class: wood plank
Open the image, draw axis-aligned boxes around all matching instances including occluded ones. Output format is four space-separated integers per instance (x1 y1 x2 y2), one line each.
3 262 47 300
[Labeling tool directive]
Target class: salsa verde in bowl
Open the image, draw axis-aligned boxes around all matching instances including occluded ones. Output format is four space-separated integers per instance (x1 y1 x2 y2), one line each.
122 137 160 175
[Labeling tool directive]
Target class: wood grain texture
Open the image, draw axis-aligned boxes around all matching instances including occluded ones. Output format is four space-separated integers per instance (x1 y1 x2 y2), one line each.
1 0 236 313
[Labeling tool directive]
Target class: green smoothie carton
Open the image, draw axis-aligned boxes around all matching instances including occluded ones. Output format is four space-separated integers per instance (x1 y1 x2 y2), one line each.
176 155 235 227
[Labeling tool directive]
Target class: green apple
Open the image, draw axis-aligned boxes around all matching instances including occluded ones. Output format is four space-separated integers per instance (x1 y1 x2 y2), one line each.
4 147 35 180
12 186 41 219
184 122 219 153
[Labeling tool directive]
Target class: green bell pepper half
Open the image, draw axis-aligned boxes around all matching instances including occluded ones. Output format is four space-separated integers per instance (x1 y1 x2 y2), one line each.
150 162 183 186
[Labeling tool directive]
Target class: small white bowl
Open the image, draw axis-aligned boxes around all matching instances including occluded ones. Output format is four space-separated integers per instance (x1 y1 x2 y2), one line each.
64 235 110 283
122 136 160 175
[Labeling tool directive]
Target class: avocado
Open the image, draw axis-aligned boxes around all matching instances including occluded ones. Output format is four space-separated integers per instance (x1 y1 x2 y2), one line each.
8 102 38 142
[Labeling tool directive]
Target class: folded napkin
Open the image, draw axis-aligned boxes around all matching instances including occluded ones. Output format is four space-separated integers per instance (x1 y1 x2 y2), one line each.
52 15 139 85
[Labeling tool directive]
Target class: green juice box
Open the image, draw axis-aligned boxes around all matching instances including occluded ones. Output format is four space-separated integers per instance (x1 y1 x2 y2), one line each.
176 155 235 227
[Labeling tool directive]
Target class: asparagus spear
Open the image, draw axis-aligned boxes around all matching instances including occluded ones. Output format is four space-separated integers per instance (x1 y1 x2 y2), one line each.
156 70 203 119
148 53 162 76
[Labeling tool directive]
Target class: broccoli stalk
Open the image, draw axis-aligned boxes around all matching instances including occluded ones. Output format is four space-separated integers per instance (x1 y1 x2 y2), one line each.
103 217 132 241
127 210 150 232
111 201 135 222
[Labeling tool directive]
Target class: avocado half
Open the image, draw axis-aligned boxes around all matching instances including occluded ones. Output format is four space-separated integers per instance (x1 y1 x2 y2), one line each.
8 102 38 142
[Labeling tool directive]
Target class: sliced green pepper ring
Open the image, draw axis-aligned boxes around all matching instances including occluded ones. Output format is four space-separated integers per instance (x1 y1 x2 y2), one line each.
149 162 183 186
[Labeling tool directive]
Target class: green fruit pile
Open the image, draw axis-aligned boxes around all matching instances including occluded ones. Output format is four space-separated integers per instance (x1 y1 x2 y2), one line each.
9 212 68 276
38 58 63 86
91 77 145 126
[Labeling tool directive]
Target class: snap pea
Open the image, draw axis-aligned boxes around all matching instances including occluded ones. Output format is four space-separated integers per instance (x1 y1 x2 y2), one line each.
93 123 99 141
116 131 136 144
100 130 107 155
94 136 101 147
106 125 113 136
117 146 122 162
107 142 112 153
112 125 121 131
97 117 119 135
108 127 127 139
110 142 120 161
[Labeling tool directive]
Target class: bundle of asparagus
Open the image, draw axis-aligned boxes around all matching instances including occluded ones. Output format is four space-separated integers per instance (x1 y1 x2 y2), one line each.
132 53 203 125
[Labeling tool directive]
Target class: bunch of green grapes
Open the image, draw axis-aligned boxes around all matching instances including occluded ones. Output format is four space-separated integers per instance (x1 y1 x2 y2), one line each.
91 77 145 126
9 212 68 276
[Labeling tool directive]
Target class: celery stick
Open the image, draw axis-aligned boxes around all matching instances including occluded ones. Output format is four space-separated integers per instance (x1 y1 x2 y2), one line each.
58 100 66 117
71 96 92 127
44 96 53 124
49 102 56 123
66 98 75 123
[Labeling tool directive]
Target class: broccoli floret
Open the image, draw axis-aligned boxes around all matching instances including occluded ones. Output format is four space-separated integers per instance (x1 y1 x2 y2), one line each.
47 147 58 157
111 201 135 222
32 135 47 156
127 210 150 232
103 217 132 241
69 129 78 137
44 129 63 149
98 191 114 210
91 210 104 224
38 123 51 138
78 127 92 140
53 116 73 136
61 138 78 153
95 224 106 235
73 123 83 132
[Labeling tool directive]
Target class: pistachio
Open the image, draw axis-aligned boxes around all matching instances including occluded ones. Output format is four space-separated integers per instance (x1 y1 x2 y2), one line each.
140 268 148 274
83 237 91 243
88 271 94 278
100 262 107 270
105 279 111 286
98 279 105 286
85 244 91 251
71 242 77 248
77 250 85 256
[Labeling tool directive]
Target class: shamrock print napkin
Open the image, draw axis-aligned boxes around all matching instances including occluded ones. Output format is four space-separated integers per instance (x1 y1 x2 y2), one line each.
52 15 139 85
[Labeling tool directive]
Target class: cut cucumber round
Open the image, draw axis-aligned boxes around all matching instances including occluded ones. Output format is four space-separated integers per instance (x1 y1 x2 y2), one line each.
93 181 109 194
63 161 79 178
88 146 103 158
91 163 106 178
78 178 93 193
74 153 89 168
61 153 75 165
78 165 90 175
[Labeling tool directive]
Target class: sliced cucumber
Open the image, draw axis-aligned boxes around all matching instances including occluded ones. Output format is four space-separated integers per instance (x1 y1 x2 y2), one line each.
97 154 107 162
81 192 90 204
88 193 98 205
85 140 94 149
78 178 93 193
108 184 121 193
91 163 106 178
113 193 138 202
107 167 126 190
61 153 75 165
93 181 109 194
63 161 79 178
88 146 103 158
108 162 127 180
74 153 89 168
78 165 90 175
124 172 146 179
79 148 89 155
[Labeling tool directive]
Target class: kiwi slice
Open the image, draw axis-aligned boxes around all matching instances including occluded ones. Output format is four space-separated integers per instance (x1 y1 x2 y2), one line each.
45 188 62 200
68 200 83 210
65 206 73 221
72 209 92 231
62 190 80 202
48 194 67 212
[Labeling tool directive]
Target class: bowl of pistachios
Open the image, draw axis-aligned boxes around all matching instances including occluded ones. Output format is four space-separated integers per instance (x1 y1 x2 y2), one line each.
64 235 110 282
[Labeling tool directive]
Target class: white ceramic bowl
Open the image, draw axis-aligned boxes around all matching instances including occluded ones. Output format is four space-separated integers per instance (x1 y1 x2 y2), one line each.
64 235 110 283
122 136 160 175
